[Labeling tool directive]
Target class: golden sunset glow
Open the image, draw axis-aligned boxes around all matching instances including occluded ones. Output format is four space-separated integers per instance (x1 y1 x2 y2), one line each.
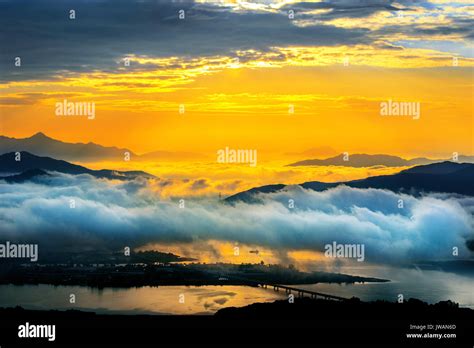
2 59 473 157
1 0 473 261
1 2 474 333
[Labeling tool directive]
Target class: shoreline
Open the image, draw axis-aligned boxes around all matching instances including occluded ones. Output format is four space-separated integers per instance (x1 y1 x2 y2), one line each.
1 297 472 346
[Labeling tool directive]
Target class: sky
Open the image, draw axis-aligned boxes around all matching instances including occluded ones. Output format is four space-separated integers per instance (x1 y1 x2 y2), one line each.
0 1 473 269
0 0 473 159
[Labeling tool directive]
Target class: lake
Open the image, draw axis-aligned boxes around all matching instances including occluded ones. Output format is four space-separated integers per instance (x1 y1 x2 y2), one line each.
0 267 472 314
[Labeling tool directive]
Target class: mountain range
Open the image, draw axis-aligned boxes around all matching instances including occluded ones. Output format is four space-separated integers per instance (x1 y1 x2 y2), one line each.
287 153 474 167
0 133 205 162
226 161 474 203
0 152 153 181
2 150 473 198
2 133 473 168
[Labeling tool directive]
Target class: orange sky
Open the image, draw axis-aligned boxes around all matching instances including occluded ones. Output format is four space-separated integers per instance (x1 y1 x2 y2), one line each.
1 63 473 159
1 1 473 160
0 0 473 267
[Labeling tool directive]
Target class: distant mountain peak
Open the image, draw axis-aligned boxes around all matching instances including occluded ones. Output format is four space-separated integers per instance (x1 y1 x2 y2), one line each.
0 132 136 162
287 153 418 168
226 161 474 203
0 152 154 181
401 161 472 175
30 132 51 139
0 132 204 162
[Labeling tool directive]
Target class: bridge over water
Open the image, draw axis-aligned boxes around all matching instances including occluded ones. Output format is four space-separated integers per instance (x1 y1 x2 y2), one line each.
258 282 347 301
227 275 347 301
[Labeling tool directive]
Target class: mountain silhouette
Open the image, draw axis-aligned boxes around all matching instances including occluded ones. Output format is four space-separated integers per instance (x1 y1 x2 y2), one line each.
287 153 474 167
1 168 51 183
0 132 136 162
0 152 153 181
401 161 473 175
226 161 474 203
0 133 205 162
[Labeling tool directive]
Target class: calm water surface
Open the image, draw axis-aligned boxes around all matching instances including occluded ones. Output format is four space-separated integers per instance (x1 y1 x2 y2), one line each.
0 267 472 314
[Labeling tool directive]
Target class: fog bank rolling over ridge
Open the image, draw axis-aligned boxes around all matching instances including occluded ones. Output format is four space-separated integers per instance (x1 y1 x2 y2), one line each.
0 154 472 266
226 161 474 203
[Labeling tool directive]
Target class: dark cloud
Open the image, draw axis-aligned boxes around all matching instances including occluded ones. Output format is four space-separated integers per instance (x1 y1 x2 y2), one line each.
282 0 400 20
191 179 209 190
0 0 470 81
0 0 369 82
215 180 242 191
280 0 440 20
0 97 33 106
0 92 82 106
375 22 474 40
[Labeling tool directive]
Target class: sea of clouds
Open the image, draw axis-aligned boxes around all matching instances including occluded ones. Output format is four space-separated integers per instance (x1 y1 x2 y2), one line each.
0 173 473 264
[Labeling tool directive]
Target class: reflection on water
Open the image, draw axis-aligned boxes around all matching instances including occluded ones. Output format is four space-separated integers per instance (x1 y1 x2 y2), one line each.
0 267 472 314
297 266 474 308
0 285 285 315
